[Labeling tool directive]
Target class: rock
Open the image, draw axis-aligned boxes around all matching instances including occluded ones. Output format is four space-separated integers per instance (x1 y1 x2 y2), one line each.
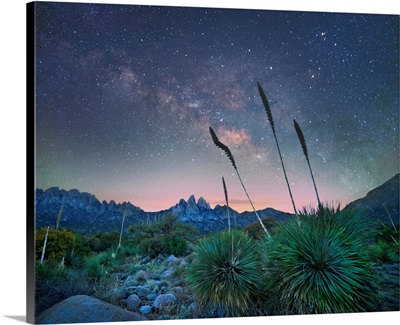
126 294 141 311
146 293 158 301
166 254 178 263
104 288 129 301
139 305 152 314
162 268 174 279
153 294 177 310
198 197 211 210
135 270 147 281
173 286 184 295
36 295 147 323
124 275 138 287
111 272 127 281
140 256 151 264
135 285 151 298
186 195 199 214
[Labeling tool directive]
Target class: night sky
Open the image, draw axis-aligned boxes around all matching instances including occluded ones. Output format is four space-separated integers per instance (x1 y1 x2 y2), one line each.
35 1 399 213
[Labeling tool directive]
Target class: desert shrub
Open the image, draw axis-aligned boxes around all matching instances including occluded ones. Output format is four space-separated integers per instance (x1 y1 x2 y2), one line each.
242 216 278 239
164 236 188 256
264 208 378 314
375 223 399 244
35 262 93 316
129 213 199 257
36 227 76 263
140 237 165 258
84 254 107 281
368 240 399 264
87 231 121 252
186 230 265 317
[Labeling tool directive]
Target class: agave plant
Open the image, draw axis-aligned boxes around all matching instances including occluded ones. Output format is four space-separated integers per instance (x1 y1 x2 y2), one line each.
186 230 265 316
209 126 270 236
264 207 378 314
293 119 322 209
257 82 298 215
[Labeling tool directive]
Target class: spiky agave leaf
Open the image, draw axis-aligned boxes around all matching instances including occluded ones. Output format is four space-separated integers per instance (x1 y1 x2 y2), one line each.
294 119 308 160
209 127 237 170
257 82 275 132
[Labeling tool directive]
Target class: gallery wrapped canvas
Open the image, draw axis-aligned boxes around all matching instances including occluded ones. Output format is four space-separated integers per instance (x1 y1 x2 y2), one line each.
27 1 399 324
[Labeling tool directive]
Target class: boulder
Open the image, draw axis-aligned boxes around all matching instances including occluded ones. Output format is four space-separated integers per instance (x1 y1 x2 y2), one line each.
104 288 129 301
126 294 141 311
153 293 177 309
139 305 152 314
166 254 178 263
36 295 147 324
135 285 151 298
161 268 174 279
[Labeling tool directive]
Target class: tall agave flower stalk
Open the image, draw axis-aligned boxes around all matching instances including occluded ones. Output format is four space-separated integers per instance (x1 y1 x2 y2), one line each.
116 203 127 254
55 206 63 231
222 176 230 232
257 82 298 216
40 226 50 265
209 127 270 237
293 119 322 209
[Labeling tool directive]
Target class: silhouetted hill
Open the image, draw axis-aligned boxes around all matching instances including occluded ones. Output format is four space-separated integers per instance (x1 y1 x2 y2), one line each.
344 173 399 225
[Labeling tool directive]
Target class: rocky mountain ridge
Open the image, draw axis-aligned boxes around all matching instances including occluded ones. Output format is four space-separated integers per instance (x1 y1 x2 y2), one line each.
35 173 399 234
35 188 292 233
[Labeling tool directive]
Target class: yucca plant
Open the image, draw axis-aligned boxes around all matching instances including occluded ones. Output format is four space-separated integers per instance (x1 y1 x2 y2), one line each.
264 207 378 314
186 230 265 316
258 82 298 215
209 126 270 236
293 119 322 209
222 176 230 232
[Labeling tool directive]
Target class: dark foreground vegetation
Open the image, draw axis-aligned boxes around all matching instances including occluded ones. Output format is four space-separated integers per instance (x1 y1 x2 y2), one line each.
35 208 399 320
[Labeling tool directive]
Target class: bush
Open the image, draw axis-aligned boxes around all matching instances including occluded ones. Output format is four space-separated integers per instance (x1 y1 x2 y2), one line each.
84 255 107 281
129 213 199 257
164 236 188 256
35 262 93 316
36 227 76 263
186 230 265 317
264 208 378 314
87 231 121 252
242 216 278 239
368 240 399 264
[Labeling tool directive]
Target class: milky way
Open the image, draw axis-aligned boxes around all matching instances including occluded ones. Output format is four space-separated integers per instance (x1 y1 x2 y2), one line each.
35 1 399 213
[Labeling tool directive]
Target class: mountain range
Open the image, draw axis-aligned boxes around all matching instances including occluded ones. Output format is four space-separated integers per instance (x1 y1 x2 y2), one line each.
34 173 399 234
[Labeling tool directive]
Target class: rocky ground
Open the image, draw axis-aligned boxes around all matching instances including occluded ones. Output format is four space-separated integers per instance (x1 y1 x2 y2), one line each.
37 254 399 323
93 253 198 321
374 263 400 311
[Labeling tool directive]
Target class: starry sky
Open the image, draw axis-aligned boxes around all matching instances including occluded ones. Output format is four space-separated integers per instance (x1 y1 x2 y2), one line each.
35 1 399 213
